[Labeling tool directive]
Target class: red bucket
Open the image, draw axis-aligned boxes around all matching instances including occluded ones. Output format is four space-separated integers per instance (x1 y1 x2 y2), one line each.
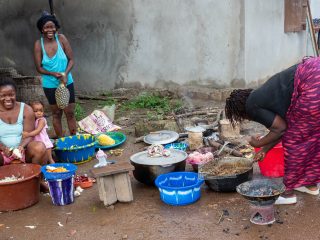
255 142 284 178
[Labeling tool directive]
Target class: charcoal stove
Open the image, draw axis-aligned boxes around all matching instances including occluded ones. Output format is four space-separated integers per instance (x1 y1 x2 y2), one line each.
236 179 285 225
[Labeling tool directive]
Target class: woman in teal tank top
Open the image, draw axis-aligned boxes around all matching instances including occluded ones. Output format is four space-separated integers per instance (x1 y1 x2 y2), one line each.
34 12 77 138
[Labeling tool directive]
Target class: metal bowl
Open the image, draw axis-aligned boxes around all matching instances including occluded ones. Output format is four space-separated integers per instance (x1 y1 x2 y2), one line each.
130 149 187 186
202 157 253 192
236 179 285 202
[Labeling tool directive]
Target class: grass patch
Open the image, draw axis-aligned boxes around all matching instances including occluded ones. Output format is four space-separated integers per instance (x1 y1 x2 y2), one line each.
120 93 183 119
121 93 170 111
75 103 86 121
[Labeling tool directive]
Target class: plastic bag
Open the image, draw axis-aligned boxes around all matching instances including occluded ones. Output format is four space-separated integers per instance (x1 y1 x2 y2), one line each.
78 110 121 134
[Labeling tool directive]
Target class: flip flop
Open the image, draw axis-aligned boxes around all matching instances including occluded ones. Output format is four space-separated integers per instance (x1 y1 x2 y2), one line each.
294 186 319 195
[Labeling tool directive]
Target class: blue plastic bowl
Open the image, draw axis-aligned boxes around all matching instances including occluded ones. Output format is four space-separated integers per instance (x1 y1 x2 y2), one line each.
41 163 77 181
54 134 96 164
164 142 188 151
155 172 204 206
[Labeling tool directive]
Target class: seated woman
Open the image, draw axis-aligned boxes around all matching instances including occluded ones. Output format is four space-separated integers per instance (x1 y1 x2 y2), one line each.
0 77 47 166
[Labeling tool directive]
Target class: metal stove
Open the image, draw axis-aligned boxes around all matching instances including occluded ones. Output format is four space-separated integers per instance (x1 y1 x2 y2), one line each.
237 179 284 225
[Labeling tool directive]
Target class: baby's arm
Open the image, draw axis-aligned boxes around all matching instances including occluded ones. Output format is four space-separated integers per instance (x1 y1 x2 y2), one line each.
23 118 46 138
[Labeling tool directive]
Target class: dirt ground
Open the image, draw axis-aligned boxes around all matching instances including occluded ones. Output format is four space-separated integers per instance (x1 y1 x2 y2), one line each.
2 98 320 240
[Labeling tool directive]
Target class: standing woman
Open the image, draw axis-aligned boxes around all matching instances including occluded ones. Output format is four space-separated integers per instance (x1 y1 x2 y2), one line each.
34 11 77 138
225 57 320 205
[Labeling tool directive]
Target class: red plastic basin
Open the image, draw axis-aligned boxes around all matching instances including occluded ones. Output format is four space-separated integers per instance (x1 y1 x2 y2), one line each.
255 142 284 178
0 164 41 211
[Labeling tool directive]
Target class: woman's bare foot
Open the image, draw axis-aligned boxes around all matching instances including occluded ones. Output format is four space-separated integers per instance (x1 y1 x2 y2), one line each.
282 189 294 197
46 149 55 164
306 185 318 191
48 158 55 164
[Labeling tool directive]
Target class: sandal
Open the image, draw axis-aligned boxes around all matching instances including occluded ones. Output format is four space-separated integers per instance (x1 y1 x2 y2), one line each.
294 186 319 195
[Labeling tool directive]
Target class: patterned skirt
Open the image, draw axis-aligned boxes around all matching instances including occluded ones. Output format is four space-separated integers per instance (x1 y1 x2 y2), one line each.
283 57 320 190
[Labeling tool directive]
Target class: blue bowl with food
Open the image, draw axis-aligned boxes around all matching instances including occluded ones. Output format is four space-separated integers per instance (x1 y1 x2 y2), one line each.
54 134 96 164
164 142 188 151
41 163 77 181
155 172 204 206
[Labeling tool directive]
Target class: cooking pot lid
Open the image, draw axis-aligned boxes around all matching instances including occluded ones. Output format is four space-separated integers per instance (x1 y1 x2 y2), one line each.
144 130 179 145
185 126 206 133
130 149 187 166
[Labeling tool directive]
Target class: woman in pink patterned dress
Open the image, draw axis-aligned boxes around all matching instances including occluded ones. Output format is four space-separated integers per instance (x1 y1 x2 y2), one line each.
225 57 320 205
23 101 55 164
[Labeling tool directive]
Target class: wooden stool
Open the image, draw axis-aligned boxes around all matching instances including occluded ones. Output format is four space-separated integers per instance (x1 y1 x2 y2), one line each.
91 162 135 206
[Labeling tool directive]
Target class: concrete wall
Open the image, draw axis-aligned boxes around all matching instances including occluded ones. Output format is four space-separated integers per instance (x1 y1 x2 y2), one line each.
311 0 320 18
0 0 314 92
0 0 135 92
126 0 244 89
245 0 306 87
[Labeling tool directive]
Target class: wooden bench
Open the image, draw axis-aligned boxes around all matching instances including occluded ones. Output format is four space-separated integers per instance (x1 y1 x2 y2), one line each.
91 162 135 206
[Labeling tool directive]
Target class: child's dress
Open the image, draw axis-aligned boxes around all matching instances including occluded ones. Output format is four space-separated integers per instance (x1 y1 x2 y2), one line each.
34 117 53 148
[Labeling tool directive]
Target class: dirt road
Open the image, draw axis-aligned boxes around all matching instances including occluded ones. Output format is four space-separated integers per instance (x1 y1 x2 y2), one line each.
2 134 320 240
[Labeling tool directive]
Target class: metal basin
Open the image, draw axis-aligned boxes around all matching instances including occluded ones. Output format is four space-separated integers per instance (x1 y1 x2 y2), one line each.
236 179 285 203
130 149 187 186
202 157 253 192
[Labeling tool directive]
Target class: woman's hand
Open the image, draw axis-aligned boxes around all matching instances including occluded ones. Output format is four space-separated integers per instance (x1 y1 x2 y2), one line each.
52 72 63 79
18 145 24 154
247 135 262 148
59 72 67 85
11 146 24 160
22 131 30 139
253 149 266 162
3 147 12 157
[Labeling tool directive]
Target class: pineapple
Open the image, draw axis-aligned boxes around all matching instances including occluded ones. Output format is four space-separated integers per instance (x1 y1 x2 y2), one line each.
97 134 115 146
55 83 70 109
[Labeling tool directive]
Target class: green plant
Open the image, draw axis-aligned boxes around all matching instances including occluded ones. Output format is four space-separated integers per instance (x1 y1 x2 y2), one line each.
171 99 183 112
121 93 171 112
75 103 86 121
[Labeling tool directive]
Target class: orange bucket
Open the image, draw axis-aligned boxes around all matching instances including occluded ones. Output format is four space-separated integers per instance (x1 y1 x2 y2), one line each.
255 142 284 178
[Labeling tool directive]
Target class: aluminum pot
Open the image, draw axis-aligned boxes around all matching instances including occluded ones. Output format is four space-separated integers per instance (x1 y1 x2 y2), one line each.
130 149 187 186
203 157 253 192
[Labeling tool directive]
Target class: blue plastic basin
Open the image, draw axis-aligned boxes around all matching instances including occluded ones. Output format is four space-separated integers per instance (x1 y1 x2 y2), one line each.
155 172 204 206
54 134 96 164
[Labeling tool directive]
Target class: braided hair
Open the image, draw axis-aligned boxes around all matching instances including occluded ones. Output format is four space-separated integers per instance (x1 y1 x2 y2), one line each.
225 89 253 126
36 11 60 32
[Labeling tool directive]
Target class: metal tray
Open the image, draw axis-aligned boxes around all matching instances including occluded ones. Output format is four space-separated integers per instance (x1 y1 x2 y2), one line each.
130 149 187 166
143 130 179 145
